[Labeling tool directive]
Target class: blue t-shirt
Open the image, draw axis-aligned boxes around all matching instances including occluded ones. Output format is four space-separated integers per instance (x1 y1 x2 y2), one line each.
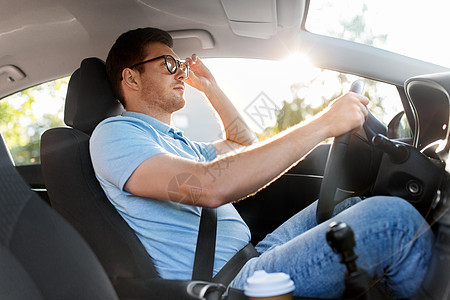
90 111 251 279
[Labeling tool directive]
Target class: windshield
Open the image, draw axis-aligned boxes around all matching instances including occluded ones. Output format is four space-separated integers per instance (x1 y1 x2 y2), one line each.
306 0 450 68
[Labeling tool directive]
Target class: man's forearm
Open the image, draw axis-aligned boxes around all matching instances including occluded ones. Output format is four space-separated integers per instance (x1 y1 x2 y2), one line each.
204 83 258 146
198 116 329 207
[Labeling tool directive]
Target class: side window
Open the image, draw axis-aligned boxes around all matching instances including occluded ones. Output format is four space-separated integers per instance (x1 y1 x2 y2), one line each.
175 58 409 143
0 77 69 165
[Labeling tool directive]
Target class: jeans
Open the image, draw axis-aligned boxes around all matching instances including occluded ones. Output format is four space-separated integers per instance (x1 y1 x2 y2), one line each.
230 196 434 298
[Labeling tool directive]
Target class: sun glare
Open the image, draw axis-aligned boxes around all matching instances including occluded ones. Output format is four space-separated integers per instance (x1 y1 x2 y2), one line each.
280 52 317 83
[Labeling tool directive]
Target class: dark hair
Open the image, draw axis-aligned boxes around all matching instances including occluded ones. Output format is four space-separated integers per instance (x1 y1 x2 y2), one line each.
106 27 173 106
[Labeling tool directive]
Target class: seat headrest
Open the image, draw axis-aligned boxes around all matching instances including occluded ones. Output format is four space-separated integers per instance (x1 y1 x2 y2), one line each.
64 57 124 135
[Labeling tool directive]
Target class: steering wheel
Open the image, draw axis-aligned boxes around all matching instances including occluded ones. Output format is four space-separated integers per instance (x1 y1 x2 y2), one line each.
316 81 376 223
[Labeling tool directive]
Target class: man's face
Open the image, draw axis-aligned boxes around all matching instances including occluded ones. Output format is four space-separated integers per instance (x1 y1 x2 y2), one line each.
137 42 187 114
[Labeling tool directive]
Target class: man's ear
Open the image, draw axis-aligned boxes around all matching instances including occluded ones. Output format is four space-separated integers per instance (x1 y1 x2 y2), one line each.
121 68 140 91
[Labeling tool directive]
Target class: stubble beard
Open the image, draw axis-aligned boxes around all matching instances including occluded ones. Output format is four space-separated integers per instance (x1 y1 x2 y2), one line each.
141 85 186 115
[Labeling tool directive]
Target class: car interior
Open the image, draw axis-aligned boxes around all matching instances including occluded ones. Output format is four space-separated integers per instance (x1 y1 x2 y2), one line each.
2 0 450 299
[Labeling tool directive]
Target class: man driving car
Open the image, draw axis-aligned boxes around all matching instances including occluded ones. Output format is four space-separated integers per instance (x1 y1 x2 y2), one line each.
90 27 433 298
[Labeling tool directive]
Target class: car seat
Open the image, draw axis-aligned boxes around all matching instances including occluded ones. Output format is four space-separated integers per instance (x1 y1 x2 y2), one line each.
0 132 119 300
40 57 227 299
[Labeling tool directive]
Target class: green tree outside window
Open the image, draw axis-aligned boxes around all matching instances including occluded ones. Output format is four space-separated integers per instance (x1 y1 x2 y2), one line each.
0 77 69 165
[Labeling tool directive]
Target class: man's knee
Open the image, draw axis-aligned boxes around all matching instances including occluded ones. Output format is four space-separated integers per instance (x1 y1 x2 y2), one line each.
357 196 426 228
364 196 416 212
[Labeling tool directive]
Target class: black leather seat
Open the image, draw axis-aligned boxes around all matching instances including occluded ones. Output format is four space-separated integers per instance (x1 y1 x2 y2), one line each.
0 133 119 300
40 58 225 299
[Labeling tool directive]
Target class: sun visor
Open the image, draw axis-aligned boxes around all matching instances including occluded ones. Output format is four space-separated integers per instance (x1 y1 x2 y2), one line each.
169 29 215 52
220 0 304 39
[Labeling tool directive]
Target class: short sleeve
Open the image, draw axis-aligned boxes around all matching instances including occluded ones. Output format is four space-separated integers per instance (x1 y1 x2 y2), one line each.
90 118 167 190
191 141 217 161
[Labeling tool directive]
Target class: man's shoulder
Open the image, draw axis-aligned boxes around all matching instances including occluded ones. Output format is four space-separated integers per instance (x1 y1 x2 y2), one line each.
89 114 165 170
92 115 153 138
95 114 146 129
90 115 162 155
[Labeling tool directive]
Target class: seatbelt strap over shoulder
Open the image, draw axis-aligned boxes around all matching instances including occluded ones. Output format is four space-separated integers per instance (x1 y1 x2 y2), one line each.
192 207 217 281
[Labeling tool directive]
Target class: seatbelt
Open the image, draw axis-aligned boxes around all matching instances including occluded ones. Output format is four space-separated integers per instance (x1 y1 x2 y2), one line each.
192 207 217 281
213 243 259 285
191 207 260 286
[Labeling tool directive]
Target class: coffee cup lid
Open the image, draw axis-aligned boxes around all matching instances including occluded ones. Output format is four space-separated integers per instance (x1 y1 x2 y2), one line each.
244 270 295 297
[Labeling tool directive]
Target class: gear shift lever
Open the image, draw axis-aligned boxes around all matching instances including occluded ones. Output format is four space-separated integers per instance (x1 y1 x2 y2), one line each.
326 222 387 300
326 222 359 276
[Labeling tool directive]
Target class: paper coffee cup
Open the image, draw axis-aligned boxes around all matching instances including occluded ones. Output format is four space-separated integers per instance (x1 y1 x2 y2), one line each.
244 270 295 300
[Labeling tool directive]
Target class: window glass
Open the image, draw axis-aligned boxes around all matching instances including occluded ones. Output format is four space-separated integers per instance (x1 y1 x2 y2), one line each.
0 77 69 165
306 0 450 68
174 58 408 142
